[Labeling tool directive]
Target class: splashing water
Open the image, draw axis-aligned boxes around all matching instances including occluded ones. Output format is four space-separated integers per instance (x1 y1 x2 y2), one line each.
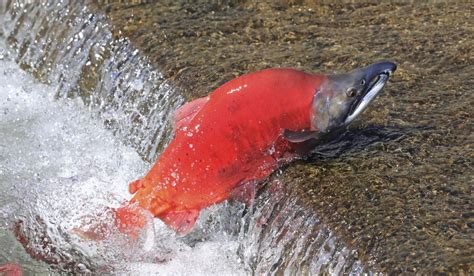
0 44 245 274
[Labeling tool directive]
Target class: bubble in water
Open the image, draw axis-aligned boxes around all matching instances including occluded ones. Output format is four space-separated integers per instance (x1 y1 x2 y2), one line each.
0 43 245 274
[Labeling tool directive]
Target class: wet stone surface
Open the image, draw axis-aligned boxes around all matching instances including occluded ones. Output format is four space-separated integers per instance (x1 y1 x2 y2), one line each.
67 0 474 273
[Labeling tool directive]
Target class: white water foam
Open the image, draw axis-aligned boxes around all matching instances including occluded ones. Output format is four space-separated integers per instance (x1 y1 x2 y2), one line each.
0 44 245 274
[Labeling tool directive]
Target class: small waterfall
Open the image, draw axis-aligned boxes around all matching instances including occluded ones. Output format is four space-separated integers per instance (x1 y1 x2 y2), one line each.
1 0 183 161
0 1 373 274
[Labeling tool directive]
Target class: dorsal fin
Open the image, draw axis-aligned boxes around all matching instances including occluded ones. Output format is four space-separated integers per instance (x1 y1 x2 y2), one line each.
173 96 209 131
158 209 200 234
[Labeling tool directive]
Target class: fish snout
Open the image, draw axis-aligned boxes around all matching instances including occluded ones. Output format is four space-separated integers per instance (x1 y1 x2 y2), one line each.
360 61 397 80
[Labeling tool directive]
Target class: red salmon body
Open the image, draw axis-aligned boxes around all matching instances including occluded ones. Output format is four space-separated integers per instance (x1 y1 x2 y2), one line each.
125 68 326 233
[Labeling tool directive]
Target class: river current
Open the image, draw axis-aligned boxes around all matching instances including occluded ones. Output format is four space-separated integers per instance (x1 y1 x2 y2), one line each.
0 42 245 274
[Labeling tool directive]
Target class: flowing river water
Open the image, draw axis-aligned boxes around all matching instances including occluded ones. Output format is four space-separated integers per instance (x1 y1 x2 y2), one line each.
0 41 250 274
0 0 472 274
0 1 363 274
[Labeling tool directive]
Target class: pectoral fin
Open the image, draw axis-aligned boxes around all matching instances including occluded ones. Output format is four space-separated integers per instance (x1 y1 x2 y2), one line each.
173 96 209 131
158 209 200 234
283 129 321 143
283 129 323 154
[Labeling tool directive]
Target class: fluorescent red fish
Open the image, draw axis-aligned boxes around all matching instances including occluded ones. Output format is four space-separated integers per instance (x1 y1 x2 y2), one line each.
113 62 396 235
116 68 322 234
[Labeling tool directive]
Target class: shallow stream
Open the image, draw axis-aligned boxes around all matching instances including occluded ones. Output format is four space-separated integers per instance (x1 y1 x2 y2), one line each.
0 0 472 274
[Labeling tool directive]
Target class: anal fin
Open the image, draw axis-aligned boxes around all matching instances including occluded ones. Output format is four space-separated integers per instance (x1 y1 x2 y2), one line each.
158 209 200 235
173 96 209 131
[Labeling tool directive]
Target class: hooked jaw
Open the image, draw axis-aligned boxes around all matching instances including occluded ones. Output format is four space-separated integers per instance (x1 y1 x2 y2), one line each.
343 61 397 125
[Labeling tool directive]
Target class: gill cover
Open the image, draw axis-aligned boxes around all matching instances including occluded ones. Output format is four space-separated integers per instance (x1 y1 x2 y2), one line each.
311 61 396 133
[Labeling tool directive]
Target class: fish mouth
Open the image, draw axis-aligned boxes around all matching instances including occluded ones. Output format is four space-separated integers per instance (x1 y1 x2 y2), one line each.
344 62 396 124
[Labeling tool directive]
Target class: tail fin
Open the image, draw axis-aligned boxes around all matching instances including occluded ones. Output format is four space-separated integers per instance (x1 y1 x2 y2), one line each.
113 204 150 239
72 204 150 240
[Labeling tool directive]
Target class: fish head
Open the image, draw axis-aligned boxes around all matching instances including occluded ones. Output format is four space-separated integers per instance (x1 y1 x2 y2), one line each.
311 61 397 133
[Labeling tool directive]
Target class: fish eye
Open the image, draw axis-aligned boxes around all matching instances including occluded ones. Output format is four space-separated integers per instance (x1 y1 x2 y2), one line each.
346 88 357 97
360 79 366 86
